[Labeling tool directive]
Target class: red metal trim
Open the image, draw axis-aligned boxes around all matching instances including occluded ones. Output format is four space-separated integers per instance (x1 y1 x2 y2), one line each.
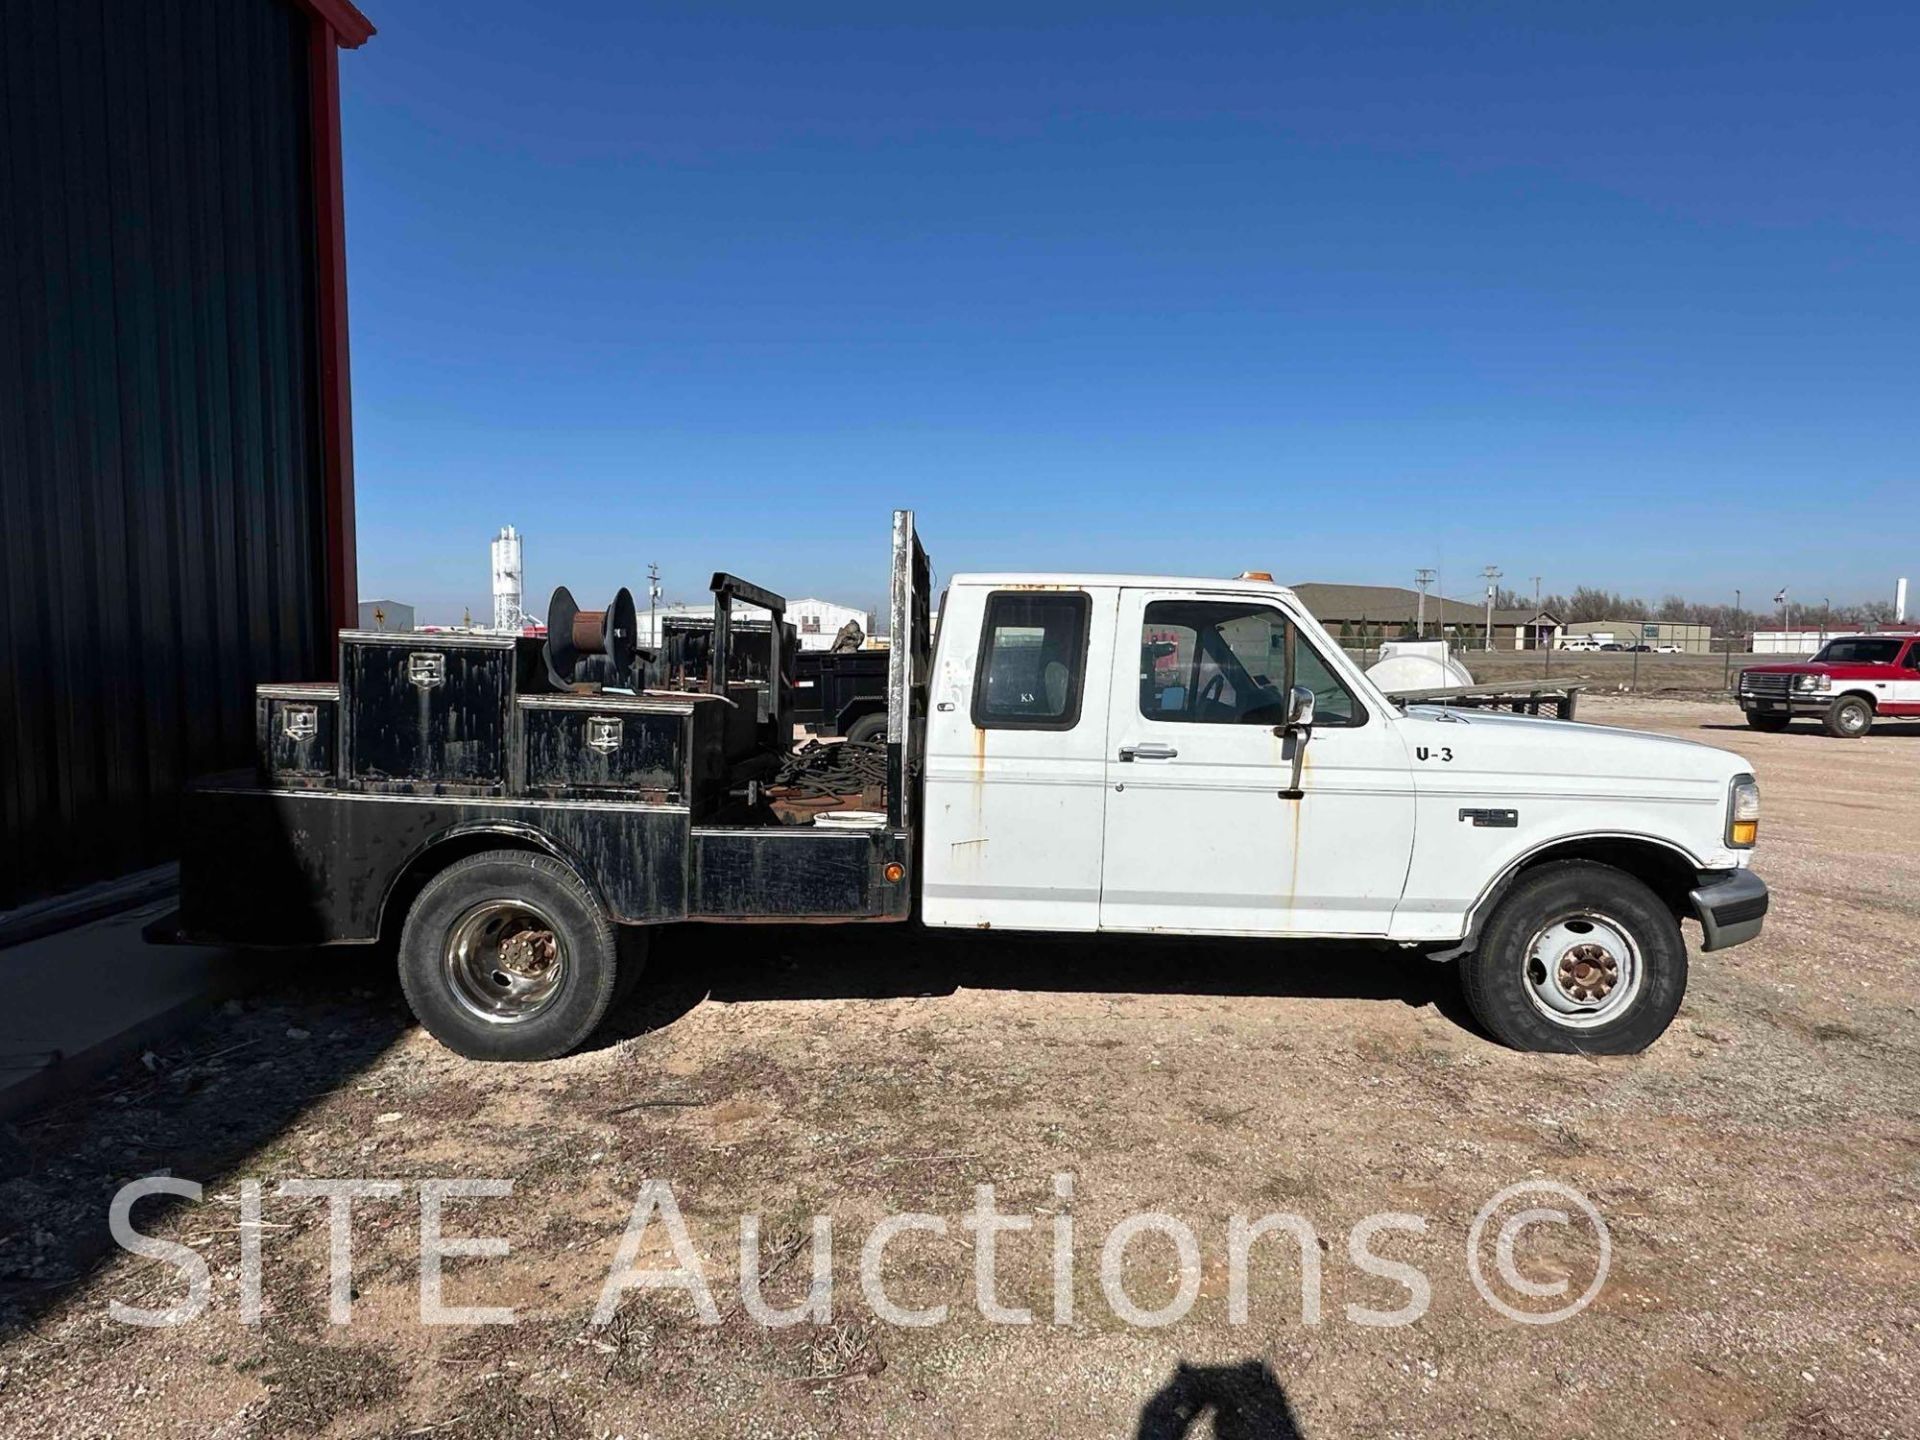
308 27 357 666
296 0 376 48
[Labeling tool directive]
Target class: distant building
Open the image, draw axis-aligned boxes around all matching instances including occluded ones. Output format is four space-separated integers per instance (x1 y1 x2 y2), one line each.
1750 628 1837 656
789 597 875 651
358 599 416 633
1488 608 1565 651
1289 583 1481 640
1289 583 1551 648
635 596 875 651
1562 619 1713 654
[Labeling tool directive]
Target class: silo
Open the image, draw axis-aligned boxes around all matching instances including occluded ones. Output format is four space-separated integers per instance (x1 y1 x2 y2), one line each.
491 525 524 632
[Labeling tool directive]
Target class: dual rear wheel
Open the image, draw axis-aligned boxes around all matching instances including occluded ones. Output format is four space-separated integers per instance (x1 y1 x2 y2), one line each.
397 850 648 1062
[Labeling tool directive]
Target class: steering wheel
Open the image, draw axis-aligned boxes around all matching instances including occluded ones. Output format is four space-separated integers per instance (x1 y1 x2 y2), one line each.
1200 673 1227 708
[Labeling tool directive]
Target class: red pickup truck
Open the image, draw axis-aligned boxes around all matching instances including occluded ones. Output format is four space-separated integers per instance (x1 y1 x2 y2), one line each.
1737 632 1920 736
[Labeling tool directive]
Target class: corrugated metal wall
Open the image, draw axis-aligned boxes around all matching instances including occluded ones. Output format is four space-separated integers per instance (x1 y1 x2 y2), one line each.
0 0 329 909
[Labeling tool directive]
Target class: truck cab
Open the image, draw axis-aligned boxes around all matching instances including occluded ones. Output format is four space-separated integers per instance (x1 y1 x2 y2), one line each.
920 574 1766 1052
1737 633 1920 737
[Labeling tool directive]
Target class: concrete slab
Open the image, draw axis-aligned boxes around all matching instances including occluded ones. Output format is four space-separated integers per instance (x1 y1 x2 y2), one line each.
0 900 248 1120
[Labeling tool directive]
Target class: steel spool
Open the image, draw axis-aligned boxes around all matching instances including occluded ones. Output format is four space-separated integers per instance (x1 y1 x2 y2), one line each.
543 586 639 687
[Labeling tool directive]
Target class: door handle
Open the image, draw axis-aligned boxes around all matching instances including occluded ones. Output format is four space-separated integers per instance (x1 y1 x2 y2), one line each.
1118 742 1178 761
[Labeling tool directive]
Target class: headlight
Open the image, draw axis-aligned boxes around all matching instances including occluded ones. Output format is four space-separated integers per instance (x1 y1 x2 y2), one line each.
1727 774 1760 848
1792 673 1830 692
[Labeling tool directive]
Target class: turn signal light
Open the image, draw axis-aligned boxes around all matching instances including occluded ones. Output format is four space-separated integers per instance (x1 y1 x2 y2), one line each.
883 861 906 884
1727 775 1760 849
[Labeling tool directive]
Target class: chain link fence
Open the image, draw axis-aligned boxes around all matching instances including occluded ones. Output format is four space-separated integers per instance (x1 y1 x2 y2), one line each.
1334 636 1806 695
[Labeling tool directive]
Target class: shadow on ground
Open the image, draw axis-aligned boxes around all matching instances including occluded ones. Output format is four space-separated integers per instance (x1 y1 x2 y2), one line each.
1697 719 1920 736
0 947 409 1345
1137 1359 1308 1439
0 921 1474 1345
607 921 1476 1048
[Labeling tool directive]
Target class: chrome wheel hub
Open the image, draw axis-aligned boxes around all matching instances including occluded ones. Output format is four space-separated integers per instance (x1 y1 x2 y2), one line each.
1523 914 1642 1029
443 900 567 1025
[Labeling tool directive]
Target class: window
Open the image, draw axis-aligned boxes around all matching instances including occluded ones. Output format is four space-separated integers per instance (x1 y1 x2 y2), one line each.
1812 637 1902 665
1292 637 1360 725
1140 600 1361 726
1906 643 1920 671
972 592 1091 729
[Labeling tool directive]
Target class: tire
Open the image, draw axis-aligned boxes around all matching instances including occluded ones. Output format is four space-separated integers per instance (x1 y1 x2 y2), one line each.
612 924 651 1007
397 850 618 1061
1744 713 1790 732
1823 695 1873 739
1461 860 1687 1056
843 712 888 746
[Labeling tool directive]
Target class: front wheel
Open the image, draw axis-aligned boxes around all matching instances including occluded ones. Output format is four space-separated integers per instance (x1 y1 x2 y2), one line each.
1823 695 1873 738
1461 861 1687 1055
1744 712 1790 732
398 850 619 1061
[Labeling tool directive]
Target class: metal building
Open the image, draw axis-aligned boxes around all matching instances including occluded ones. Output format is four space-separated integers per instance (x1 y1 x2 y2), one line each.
0 0 375 910
789 597 877 651
357 599 416 633
1562 620 1714 654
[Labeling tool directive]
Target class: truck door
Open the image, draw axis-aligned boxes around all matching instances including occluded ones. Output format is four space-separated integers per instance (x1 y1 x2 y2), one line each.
919 585 1116 931
1099 589 1415 935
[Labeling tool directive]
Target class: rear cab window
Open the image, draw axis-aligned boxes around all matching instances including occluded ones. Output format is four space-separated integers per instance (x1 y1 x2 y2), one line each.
972 591 1092 730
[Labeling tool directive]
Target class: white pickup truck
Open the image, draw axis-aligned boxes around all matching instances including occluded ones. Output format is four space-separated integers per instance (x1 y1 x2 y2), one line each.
155 514 1767 1060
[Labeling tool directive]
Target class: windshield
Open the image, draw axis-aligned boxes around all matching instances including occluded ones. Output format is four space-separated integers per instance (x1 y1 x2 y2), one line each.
1811 638 1903 665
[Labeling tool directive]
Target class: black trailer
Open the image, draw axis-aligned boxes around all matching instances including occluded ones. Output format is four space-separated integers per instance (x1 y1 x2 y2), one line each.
150 514 933 1061
790 648 890 741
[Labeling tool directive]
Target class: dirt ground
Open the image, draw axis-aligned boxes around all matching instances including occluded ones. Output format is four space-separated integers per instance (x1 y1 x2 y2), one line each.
1 696 1915 1439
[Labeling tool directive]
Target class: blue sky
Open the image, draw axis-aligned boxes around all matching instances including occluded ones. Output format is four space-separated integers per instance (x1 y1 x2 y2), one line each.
342 2 1917 622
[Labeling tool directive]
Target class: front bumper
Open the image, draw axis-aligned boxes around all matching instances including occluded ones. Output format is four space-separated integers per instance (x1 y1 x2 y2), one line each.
1688 869 1769 951
1738 694 1827 716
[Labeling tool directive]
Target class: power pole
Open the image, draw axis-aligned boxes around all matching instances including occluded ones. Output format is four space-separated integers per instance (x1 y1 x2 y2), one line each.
647 562 662 650
1531 575 1545 672
1481 565 1502 651
1413 568 1436 638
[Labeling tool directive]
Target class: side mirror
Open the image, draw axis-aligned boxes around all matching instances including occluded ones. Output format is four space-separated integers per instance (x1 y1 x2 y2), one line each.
1286 685 1316 730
